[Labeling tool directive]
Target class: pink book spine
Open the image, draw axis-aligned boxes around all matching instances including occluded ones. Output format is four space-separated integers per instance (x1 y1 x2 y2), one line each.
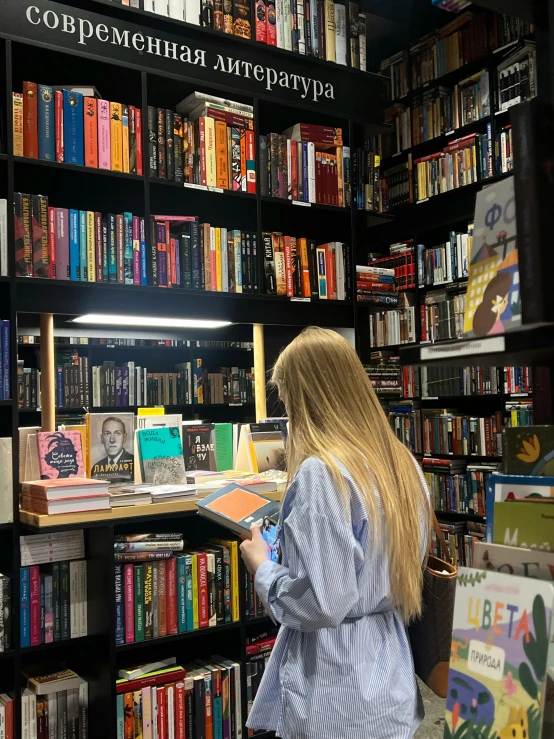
210 238 217 291
30 566 41 646
98 99 111 170
132 215 140 285
124 563 134 643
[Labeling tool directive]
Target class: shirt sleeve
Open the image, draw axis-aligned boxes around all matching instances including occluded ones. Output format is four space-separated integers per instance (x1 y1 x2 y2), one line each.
255 460 360 632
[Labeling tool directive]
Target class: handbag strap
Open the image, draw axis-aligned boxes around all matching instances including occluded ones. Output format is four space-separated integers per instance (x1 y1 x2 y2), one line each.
431 510 453 564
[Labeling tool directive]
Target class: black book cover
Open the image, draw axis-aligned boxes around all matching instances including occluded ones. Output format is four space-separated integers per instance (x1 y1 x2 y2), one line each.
262 232 276 294
241 232 249 294
202 0 214 27
292 239 302 297
206 547 224 624
190 220 201 290
251 232 259 293
2 576 10 650
157 108 166 179
185 424 216 471
185 687 194 739
129 106 137 175
268 133 279 197
150 218 159 286
147 106 157 177
174 114 183 182
307 238 318 297
165 109 174 181
259 135 269 196
193 676 206 739
233 0 251 38
181 222 192 289
342 242 352 300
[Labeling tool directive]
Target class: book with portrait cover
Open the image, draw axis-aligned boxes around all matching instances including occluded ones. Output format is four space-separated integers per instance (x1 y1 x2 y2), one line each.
37 431 84 479
87 413 134 481
136 427 187 485
185 424 216 472
445 568 554 739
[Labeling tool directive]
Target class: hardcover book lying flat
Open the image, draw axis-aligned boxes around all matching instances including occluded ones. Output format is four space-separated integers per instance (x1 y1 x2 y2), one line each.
196 483 280 537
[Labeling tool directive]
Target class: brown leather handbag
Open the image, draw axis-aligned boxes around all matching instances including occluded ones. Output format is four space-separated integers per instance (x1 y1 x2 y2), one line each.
408 513 457 698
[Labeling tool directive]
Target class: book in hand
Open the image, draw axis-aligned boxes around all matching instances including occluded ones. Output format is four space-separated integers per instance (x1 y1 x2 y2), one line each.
196 483 280 537
445 568 554 737
37 431 85 479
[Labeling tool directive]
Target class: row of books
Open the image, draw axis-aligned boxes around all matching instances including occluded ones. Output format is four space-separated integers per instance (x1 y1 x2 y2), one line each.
115 533 240 645
416 227 472 286
148 95 256 192
505 399 534 427
371 241 416 289
368 294 417 347
433 518 485 568
246 631 277 727
259 124 348 206
0 201 7 277
56 353 88 409
365 360 419 399
21 669 88 739
422 456 499 516
17 362 39 410
244 569 267 620
380 157 412 211
422 410 504 457
0 695 12 738
116 657 242 739
495 123 513 174
420 288 466 342
355 265 399 306
0 320 10 400
19 335 253 349
14 83 143 173
388 400 422 454
497 40 537 113
420 365 533 398
20 561 87 648
90 361 254 407
352 143 381 212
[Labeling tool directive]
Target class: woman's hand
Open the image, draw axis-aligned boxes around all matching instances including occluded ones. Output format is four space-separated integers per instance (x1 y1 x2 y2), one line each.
240 526 270 575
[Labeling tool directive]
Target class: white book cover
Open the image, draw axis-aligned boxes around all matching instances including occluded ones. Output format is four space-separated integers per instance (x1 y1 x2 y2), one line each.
168 0 184 19
78 679 88 739
297 0 306 54
151 687 158 739
127 361 135 406
142 687 152 739
0 703 5 739
70 560 80 639
275 0 285 49
334 2 347 65
307 142 316 203
46 693 57 739
24 433 40 482
78 560 87 637
153 0 168 15
0 439 12 523
0 200 7 276
143 0 156 10
21 693 29 739
184 0 201 24
21 530 85 566
473 541 554 581
282 0 292 50
359 13 366 71
167 685 175 739
27 690 36 739
335 242 345 300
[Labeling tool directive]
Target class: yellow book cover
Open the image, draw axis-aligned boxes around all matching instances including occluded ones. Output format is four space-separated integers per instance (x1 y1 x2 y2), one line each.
137 408 165 416
12 93 24 156
190 552 199 629
86 211 95 282
205 117 217 187
216 228 222 292
324 0 336 62
110 102 123 172
336 146 344 207
211 538 239 621
215 120 229 189
122 106 130 174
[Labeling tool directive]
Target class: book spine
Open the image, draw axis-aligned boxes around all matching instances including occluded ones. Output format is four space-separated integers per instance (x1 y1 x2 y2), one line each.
78 210 87 280
23 81 38 158
166 557 178 635
60 560 70 640
70 560 79 639
12 92 24 157
157 108 166 178
116 214 125 284
124 563 134 643
148 106 158 177
135 108 143 176
31 194 49 278
166 109 174 181
49 207 57 277
140 217 148 286
196 552 208 628
86 210 95 282
14 192 32 276
158 560 167 638
84 97 98 168
52 562 61 642
110 102 123 172
98 99 110 169
30 566 41 646
63 90 84 166
20 568 30 647
143 562 153 641
134 564 144 642
38 84 55 161
95 212 103 282
122 104 130 174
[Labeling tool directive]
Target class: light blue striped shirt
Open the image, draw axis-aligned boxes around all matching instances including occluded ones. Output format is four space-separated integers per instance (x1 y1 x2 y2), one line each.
248 456 429 739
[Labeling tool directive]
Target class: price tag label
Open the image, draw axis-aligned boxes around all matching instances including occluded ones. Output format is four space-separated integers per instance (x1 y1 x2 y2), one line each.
420 336 505 360
184 183 208 191
292 200 311 207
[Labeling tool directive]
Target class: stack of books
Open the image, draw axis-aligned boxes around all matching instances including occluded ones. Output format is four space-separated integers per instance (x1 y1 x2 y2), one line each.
22 669 88 739
368 293 417 347
20 478 111 516
496 40 537 113
505 398 534 426
14 82 142 173
115 534 240 645
352 141 380 211
364 357 403 399
116 657 242 739
422 410 504 457
149 93 256 192
356 265 399 306
387 400 422 454
260 123 349 206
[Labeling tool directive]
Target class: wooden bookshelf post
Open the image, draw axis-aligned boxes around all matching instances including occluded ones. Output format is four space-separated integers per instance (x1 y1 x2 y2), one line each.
39 313 55 431
254 324 267 421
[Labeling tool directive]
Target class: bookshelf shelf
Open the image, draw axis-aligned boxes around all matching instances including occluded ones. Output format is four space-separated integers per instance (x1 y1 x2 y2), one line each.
0 522 14 530
423 453 501 462
12 156 145 182
245 615 272 626
0 650 14 660
260 195 351 214
0 399 12 406
115 622 240 652
435 510 486 522
20 638 97 654
150 178 257 200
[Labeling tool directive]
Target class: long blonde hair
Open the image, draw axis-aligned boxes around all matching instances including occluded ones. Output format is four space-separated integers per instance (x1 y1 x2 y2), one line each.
271 326 429 623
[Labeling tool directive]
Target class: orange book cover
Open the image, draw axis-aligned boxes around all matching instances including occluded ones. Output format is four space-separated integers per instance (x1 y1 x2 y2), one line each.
110 102 123 172
124 692 134 739
84 97 98 168
336 146 344 207
12 92 24 156
23 81 38 158
239 129 247 192
215 120 229 189
298 238 311 297
323 243 336 299
283 236 294 298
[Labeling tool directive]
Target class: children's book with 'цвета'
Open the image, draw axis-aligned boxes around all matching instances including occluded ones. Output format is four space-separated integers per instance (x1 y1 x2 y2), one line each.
445 567 554 739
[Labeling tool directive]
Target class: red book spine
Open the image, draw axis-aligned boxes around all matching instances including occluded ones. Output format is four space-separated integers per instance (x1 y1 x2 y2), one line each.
356 280 395 291
116 669 187 694
55 90 64 163
23 81 38 158
84 97 98 168
158 559 167 638
197 552 209 629
255 0 267 42
283 236 294 297
135 108 143 176
3 698 13 739
48 206 56 278
30 565 41 646
166 557 177 635
291 139 298 200
157 686 167 739
199 118 207 186
124 563 134 643
175 682 185 739
420 304 427 342
95 212 103 282
37 701 45 739
266 0 277 44
165 222 173 289
324 244 336 300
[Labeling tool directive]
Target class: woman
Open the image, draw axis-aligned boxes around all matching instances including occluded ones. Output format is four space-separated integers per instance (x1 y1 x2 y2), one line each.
240 327 430 739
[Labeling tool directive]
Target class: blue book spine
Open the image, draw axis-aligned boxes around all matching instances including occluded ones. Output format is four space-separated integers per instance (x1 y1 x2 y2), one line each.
302 143 309 202
38 85 55 161
114 564 125 646
213 695 223 739
40 574 45 643
116 694 125 739
56 366 64 407
123 212 133 285
177 556 187 633
63 90 84 166
79 211 87 281
1 320 9 400
20 567 30 648
185 554 193 631
108 214 117 283
140 217 148 286
69 209 80 281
